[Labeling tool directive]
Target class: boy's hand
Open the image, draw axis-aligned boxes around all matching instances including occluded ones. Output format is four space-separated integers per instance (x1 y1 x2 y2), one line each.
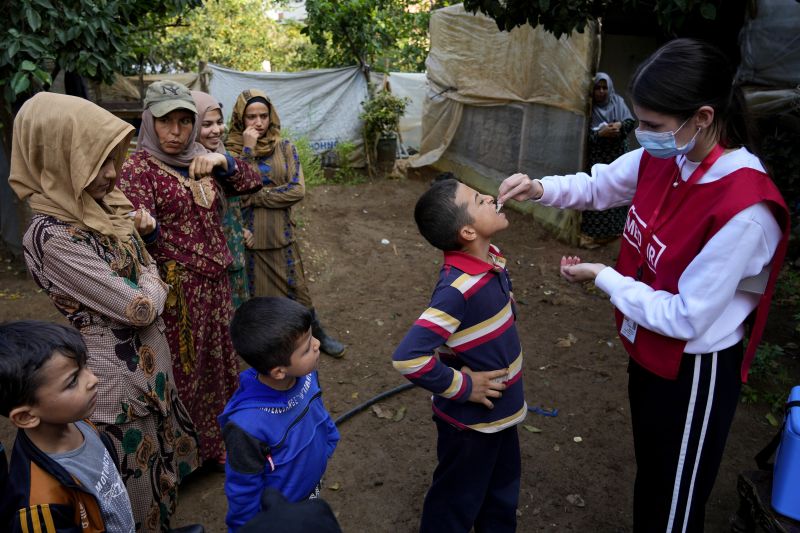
560 255 606 282
462 366 508 409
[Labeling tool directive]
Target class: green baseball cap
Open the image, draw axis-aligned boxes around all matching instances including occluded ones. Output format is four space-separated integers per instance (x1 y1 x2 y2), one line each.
144 80 197 117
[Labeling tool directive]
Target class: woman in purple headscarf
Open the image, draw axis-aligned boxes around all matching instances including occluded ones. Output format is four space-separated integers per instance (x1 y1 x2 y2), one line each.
119 81 261 468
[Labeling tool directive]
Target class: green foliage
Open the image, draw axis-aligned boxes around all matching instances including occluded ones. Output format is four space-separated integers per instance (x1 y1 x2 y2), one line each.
290 134 325 187
359 90 408 172
0 0 200 152
331 141 361 184
741 342 792 418
147 0 316 73
461 0 722 38
304 0 459 72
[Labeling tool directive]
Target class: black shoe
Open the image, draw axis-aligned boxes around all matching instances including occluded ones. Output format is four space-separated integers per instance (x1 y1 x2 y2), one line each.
311 309 346 358
170 524 205 533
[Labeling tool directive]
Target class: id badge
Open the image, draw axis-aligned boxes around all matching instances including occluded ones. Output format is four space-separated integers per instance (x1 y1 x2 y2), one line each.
620 316 638 343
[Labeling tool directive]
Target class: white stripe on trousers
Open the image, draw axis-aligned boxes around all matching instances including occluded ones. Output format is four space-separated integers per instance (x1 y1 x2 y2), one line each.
665 352 718 533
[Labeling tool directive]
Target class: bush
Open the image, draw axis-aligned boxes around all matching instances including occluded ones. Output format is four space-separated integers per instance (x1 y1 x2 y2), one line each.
290 134 324 187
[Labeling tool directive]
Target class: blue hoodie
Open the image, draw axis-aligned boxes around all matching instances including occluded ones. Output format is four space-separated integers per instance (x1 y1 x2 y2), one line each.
218 369 339 532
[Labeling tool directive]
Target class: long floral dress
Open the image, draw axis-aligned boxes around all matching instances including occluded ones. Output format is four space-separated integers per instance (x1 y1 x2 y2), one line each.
23 214 199 532
119 151 261 462
221 196 250 309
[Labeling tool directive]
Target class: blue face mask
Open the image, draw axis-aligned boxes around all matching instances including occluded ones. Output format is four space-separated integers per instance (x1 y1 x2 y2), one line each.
634 118 700 159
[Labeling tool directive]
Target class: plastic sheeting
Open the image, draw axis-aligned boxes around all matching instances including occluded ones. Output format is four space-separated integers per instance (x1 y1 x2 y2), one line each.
411 3 595 168
208 64 369 163
737 0 800 87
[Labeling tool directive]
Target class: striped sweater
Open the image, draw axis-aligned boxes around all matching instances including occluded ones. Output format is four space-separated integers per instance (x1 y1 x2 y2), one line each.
393 245 526 432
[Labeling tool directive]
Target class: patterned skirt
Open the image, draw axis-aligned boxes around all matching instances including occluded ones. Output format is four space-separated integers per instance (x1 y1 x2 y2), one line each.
160 262 241 462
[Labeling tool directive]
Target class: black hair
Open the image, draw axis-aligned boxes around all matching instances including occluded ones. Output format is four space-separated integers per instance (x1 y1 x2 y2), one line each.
629 38 753 149
0 321 87 416
230 297 313 374
245 97 271 113
414 178 473 251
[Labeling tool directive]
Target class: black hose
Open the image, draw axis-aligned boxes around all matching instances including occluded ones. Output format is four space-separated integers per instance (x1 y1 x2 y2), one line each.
334 382 416 426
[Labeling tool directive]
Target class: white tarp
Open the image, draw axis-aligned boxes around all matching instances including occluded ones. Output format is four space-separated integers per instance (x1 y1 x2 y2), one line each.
377 72 427 152
208 64 369 163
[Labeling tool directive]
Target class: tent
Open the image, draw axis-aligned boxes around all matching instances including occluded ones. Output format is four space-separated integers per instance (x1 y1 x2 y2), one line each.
410 4 598 244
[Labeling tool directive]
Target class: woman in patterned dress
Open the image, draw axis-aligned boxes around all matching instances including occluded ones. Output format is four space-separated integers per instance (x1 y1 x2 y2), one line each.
581 72 637 244
225 89 345 357
118 81 261 467
9 92 200 532
191 90 252 309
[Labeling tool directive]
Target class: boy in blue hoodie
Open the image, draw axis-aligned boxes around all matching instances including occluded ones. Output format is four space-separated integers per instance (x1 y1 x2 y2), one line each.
220 297 340 532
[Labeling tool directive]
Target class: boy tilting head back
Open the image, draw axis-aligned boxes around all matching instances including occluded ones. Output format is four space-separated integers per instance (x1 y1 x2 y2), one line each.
393 178 527 532
220 297 340 532
0 320 135 533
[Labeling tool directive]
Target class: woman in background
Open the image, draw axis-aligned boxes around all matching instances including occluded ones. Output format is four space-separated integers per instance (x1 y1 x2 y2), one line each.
191 90 253 309
226 89 346 358
581 72 636 245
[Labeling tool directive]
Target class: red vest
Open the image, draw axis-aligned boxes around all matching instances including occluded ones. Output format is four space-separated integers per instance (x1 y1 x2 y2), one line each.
614 150 789 381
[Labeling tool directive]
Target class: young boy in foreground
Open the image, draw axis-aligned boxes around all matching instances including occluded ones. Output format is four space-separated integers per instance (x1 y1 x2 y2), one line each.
0 320 135 533
393 178 527 533
220 297 340 532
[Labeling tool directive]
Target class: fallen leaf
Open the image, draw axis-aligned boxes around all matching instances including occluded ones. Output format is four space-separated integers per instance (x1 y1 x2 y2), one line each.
555 333 578 348
329 482 341 491
566 494 585 507
523 425 542 433
351 392 359 400
393 406 407 422
766 412 779 427
372 404 395 419
573 436 583 443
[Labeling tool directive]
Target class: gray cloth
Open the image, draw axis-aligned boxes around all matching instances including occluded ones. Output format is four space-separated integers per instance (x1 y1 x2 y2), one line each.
49 421 135 533
590 72 634 128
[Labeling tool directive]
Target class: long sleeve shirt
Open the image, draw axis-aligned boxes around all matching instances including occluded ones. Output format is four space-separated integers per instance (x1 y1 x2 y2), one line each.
538 147 782 354
393 246 527 433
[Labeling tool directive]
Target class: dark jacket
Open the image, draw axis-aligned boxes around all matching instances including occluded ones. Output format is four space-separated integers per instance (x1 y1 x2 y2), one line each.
2 421 119 533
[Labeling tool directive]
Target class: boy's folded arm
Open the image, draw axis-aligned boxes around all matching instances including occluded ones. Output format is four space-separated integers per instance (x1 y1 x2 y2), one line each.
222 422 270 530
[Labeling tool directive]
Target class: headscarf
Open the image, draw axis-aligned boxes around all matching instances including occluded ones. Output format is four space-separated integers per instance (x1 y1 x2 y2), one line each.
9 92 141 247
225 89 282 158
136 108 207 168
590 72 634 128
191 90 226 155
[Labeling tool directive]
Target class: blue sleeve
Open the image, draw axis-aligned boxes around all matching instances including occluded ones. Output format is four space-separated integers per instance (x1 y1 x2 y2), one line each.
391 282 473 402
222 421 269 532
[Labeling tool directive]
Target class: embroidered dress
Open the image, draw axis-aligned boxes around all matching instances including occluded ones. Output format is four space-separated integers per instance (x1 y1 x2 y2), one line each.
221 196 250 309
239 140 311 306
23 214 199 532
119 150 261 462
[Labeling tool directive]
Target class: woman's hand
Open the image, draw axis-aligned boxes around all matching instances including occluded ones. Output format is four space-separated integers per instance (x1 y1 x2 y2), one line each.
189 153 227 179
599 122 623 138
497 173 543 204
243 228 254 248
132 208 157 237
243 126 260 151
560 255 606 283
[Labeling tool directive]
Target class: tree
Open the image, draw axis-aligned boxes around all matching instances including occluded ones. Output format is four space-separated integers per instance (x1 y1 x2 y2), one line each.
461 0 722 38
304 0 459 74
144 0 316 73
0 0 201 155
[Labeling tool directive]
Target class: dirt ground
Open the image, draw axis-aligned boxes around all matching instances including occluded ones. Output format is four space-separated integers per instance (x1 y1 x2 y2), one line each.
0 168 788 532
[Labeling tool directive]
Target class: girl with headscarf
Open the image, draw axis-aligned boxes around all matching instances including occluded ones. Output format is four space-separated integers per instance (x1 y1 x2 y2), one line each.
191 90 252 309
226 89 346 358
118 81 261 468
9 92 200 532
581 72 637 243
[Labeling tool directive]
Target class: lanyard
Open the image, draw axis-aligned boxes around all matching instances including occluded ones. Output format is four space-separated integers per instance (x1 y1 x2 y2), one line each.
635 144 725 280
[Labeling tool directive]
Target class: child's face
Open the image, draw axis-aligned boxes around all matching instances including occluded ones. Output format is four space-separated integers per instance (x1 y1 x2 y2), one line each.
31 351 99 425
285 327 321 377
455 182 509 238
